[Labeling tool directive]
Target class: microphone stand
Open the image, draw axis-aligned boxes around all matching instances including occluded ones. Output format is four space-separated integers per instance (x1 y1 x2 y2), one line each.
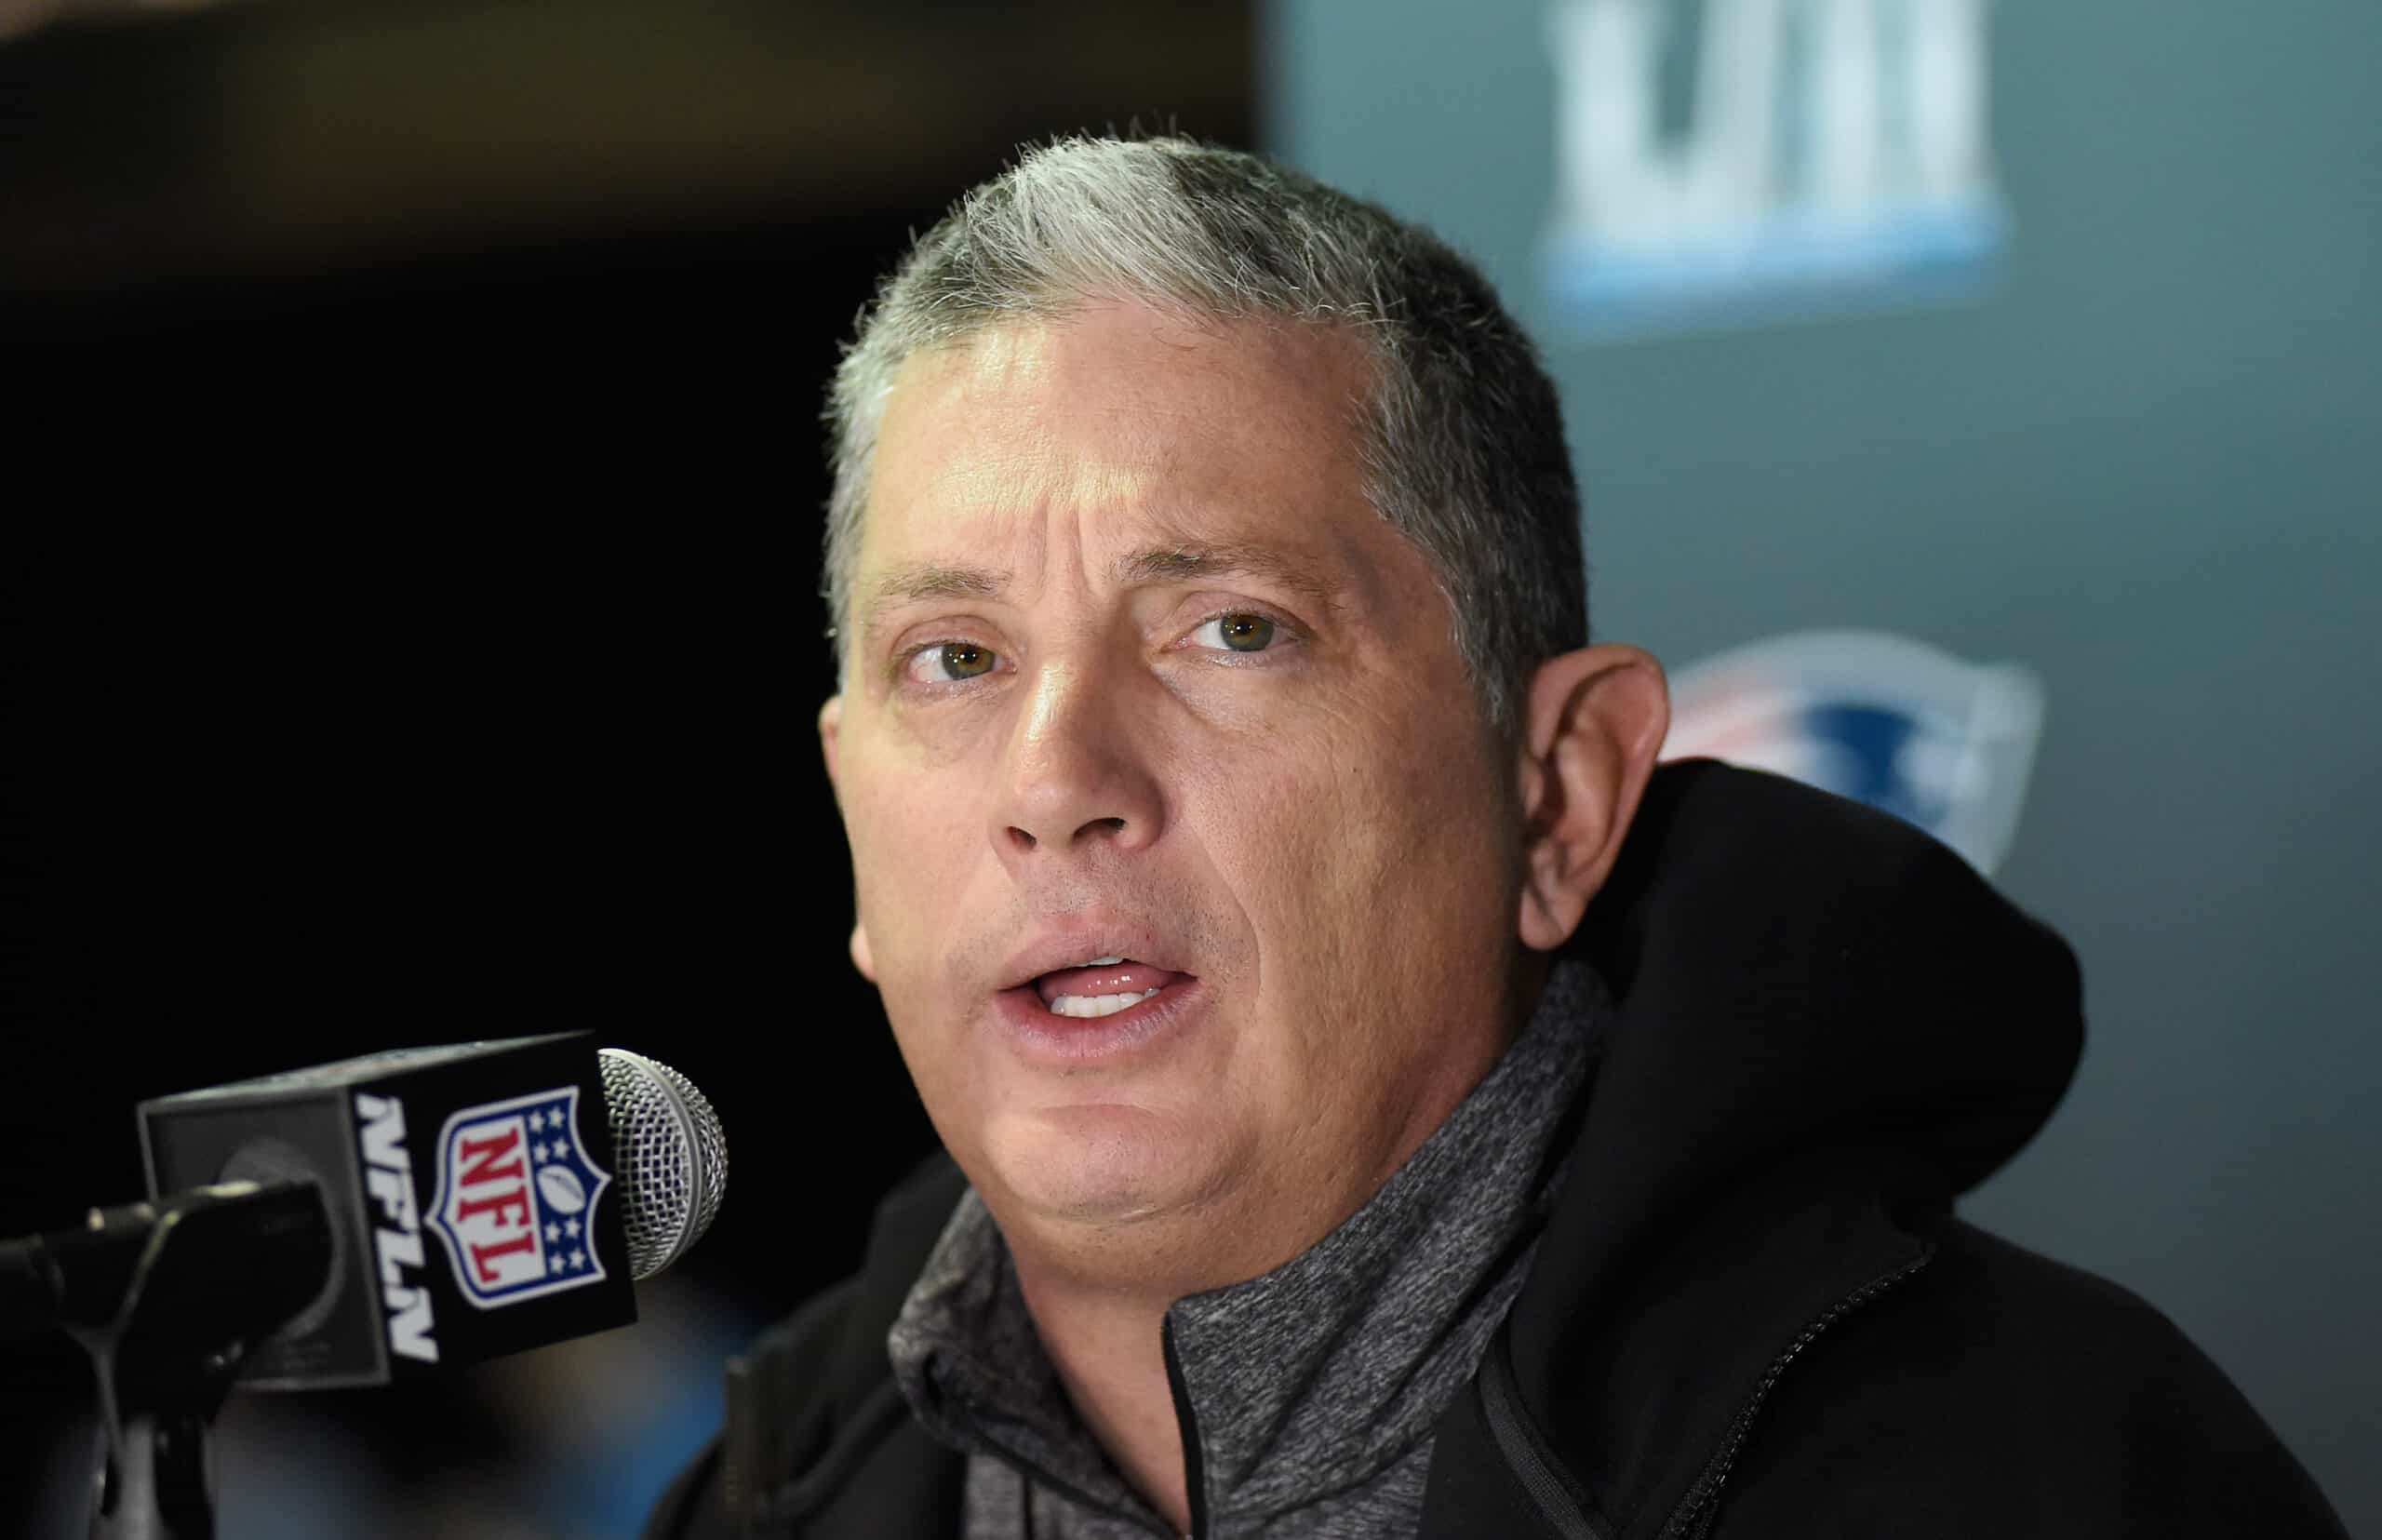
4 1182 331 1540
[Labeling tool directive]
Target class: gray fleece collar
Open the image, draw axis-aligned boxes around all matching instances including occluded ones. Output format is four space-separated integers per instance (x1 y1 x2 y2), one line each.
890 962 1599 1534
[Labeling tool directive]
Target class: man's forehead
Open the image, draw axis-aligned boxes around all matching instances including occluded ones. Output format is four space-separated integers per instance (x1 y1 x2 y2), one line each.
889 301 1371 414
856 304 1381 607
877 308 1359 475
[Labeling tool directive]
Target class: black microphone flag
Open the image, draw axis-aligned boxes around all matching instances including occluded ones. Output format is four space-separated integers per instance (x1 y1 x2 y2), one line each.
137 1031 637 1388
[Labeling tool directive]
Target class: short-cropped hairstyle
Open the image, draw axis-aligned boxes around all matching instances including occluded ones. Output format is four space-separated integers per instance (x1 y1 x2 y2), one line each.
824 135 1587 737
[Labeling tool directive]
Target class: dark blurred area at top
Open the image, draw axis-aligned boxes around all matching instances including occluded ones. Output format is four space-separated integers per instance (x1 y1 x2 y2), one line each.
2 0 1250 305
1 4 1251 1533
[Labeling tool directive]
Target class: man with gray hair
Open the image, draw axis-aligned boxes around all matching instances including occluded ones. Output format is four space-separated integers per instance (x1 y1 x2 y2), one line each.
648 137 2344 1538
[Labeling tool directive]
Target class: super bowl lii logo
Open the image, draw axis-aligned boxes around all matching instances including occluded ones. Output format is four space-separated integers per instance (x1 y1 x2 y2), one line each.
1543 0 2006 336
428 1087 612 1308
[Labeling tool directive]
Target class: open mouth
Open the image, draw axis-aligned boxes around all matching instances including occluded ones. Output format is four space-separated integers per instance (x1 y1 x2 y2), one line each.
1027 956 1195 1020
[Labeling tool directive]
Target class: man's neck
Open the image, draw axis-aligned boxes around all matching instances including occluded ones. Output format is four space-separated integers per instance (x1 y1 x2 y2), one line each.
1013 1266 1191 1534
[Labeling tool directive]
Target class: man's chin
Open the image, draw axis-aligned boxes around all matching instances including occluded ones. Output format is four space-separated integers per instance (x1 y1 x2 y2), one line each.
978 1102 1229 1236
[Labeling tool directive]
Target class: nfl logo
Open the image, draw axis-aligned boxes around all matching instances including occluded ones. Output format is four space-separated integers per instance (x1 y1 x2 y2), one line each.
428 1087 613 1308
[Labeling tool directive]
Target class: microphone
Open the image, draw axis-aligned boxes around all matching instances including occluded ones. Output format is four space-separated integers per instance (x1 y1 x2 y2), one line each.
85 1031 730 1387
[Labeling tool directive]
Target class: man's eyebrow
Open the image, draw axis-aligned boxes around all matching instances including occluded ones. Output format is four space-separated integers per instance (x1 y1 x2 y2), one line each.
852 561 1010 652
863 561 1010 612
1114 541 1349 615
855 542 1350 643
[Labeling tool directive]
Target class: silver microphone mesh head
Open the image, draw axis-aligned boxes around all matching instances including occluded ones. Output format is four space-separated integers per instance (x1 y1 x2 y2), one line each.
596 1048 728 1281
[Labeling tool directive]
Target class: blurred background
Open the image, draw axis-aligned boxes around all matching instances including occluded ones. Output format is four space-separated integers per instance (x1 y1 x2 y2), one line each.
2 0 2375 1534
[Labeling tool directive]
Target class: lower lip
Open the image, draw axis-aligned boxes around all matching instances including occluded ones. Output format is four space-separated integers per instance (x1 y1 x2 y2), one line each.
991 976 1208 1065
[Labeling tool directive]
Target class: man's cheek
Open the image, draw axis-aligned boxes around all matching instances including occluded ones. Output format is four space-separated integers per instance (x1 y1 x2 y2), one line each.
848 812 954 987
1189 757 1321 871
1207 771 1361 969
854 772 973 876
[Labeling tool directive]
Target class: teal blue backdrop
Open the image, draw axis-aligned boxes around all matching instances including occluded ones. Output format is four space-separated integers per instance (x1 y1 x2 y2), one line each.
1267 0 2379 1525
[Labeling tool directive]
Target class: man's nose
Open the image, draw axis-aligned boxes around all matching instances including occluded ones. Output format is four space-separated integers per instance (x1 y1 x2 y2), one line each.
992 658 1167 863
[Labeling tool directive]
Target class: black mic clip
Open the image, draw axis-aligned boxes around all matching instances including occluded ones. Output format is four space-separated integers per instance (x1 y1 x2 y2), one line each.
5 1181 331 1540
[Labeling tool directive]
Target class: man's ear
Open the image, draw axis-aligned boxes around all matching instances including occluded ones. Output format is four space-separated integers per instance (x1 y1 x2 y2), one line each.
1516 644 1670 952
819 694 845 796
819 695 878 984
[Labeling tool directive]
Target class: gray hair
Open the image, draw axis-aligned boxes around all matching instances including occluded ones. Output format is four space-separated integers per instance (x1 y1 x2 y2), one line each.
823 135 1586 735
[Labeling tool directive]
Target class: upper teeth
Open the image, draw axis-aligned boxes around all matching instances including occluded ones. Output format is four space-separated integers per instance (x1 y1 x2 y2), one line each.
1050 989 1160 1019
1078 956 1124 967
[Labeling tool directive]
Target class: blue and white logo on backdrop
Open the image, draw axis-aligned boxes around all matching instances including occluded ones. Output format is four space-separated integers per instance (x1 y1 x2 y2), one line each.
1661 630 2044 875
1544 0 2006 338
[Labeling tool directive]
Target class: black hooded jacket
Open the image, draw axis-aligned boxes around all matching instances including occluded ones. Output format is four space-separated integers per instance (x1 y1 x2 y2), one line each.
645 761 2348 1538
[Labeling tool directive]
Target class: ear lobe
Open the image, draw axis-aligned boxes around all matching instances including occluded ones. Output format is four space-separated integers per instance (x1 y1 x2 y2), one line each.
1516 645 1670 952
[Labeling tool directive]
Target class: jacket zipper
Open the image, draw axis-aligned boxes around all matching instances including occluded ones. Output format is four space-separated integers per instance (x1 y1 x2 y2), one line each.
1162 1316 1210 1539
1477 1250 1934 1540
992 1319 1207 1539
1479 1338 1613 1540
1661 1250 1935 1540
953 1321 1210 1540
993 1449 1179 1540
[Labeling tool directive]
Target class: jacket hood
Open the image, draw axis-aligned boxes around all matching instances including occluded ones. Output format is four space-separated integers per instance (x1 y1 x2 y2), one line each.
1485 757 2085 1536
1566 757 2082 1223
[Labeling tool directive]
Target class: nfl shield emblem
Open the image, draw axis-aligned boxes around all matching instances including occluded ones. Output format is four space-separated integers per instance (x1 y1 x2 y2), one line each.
427 1086 613 1309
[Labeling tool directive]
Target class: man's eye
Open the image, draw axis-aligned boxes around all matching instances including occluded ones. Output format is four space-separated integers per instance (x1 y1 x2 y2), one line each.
906 641 1000 684
1191 613 1278 654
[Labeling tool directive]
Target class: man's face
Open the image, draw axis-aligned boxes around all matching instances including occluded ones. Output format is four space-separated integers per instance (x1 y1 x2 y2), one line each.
824 301 1529 1285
